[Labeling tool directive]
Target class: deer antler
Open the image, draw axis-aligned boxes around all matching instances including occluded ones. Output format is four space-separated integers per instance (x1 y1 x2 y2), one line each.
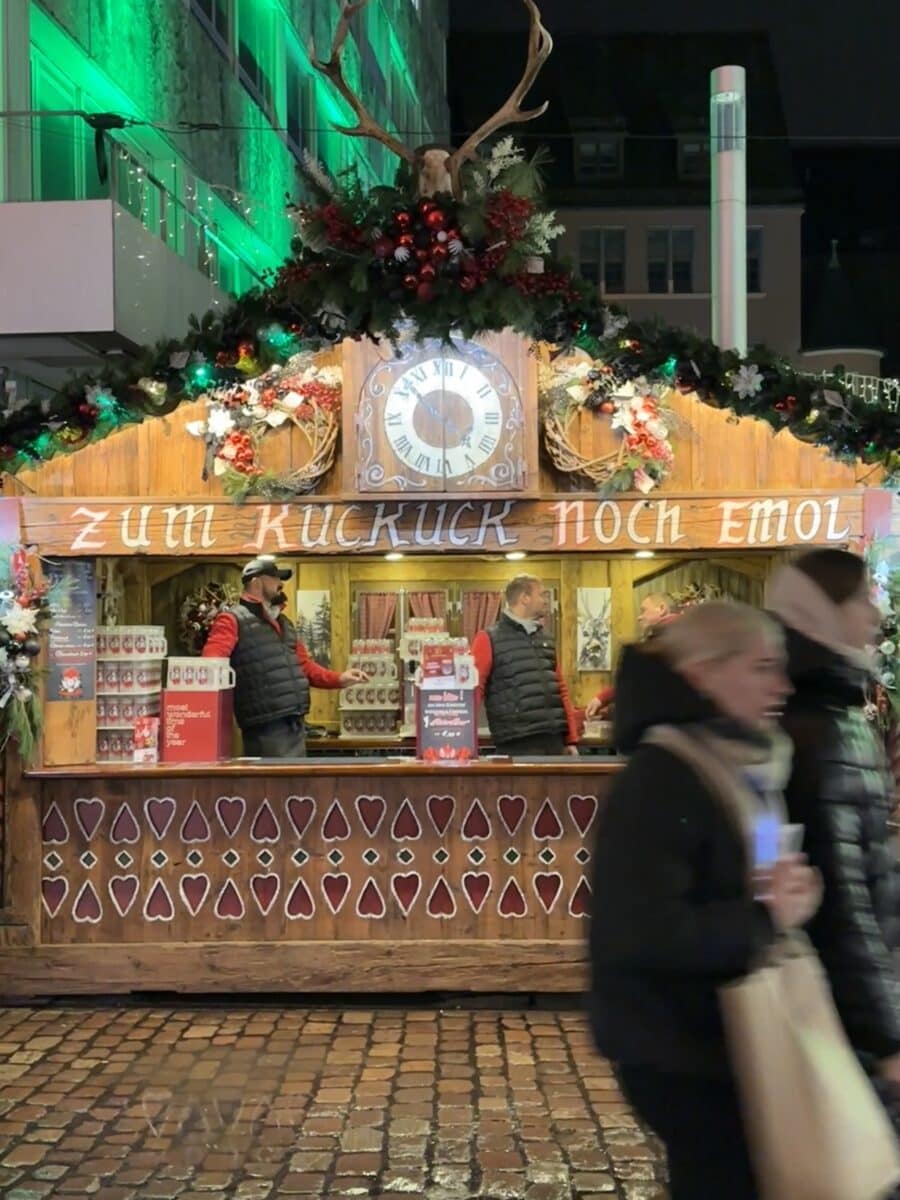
445 0 553 196
312 1 416 168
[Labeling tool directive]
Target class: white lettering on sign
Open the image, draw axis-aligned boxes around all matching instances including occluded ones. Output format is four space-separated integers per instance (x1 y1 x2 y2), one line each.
335 504 362 548
718 500 750 545
476 500 516 548
163 504 215 550
794 499 822 542
824 496 852 540
120 505 153 550
248 504 291 551
448 502 475 547
299 504 334 549
70 506 110 551
746 499 790 547
366 502 409 549
593 501 622 545
626 503 651 545
415 501 448 546
654 500 686 546
551 500 589 548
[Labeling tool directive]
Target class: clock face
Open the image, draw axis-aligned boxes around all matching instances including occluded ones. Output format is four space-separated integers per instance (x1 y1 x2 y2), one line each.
382 357 504 480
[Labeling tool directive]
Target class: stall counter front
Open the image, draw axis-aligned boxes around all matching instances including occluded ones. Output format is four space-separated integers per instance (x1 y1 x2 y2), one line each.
0 759 620 998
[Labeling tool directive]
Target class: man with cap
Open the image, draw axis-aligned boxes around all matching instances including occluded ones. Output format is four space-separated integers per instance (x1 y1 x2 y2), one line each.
202 556 367 757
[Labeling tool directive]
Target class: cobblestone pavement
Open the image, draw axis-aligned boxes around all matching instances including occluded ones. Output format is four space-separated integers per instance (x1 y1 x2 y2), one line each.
0 1005 667 1200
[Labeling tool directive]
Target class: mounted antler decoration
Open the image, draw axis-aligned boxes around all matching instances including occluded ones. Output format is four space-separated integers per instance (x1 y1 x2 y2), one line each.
312 0 553 198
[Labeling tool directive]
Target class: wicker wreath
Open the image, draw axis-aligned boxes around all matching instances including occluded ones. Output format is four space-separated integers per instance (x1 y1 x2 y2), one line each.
542 409 628 488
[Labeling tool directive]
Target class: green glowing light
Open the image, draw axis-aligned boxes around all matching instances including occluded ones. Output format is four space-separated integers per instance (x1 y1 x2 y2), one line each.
662 356 678 380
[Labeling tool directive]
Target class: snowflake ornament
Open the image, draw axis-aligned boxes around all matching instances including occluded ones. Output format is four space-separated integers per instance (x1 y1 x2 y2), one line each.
732 363 764 400
394 245 411 263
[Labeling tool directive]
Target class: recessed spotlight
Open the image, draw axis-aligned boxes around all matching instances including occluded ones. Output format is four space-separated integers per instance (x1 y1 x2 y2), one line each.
505 551 527 561
385 552 405 561
635 550 655 559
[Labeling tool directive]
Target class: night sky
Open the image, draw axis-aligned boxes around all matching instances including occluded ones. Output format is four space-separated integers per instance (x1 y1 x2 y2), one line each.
449 0 900 141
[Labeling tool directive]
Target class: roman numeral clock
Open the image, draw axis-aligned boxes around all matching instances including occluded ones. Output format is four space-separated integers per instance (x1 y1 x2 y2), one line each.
343 331 539 495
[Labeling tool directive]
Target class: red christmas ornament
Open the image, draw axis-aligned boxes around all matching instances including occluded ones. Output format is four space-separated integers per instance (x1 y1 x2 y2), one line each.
459 274 478 292
425 208 446 231
398 232 415 247
418 199 437 215
599 401 616 414
415 248 429 262
372 237 395 260
402 274 419 290
431 244 449 263
238 340 255 359
416 281 435 303
446 228 460 244
395 211 412 228
419 263 437 281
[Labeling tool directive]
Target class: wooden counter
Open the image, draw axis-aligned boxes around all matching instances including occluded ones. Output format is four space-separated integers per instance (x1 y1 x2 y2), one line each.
0 759 620 998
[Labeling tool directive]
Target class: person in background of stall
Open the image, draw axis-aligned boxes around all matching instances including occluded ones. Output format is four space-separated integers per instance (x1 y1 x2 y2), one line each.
203 556 368 758
472 574 579 756
585 592 679 720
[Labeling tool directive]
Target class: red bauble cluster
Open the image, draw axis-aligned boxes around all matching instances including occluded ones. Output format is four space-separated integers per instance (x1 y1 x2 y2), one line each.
485 190 534 243
511 269 579 303
317 202 365 250
376 199 467 303
220 430 257 475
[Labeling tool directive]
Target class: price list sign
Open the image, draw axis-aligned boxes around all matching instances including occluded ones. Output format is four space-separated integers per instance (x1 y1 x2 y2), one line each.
416 686 478 763
46 559 96 701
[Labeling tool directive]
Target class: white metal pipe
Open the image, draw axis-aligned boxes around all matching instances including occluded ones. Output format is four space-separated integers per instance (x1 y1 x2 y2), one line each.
710 65 747 355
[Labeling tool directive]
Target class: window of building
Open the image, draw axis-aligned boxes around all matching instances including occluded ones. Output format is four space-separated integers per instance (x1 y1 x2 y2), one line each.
236 0 273 113
578 228 626 293
574 133 623 181
678 136 709 180
30 51 105 202
747 227 763 293
647 228 694 293
286 54 314 155
192 0 231 53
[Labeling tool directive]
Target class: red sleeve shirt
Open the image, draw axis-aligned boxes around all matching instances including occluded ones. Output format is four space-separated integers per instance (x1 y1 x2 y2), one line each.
201 606 342 689
471 628 578 746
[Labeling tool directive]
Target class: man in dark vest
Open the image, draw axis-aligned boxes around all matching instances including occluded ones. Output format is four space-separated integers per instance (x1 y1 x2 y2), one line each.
203 556 367 757
471 574 579 757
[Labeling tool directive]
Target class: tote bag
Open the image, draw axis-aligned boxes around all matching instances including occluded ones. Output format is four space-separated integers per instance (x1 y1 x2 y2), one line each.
644 724 900 1200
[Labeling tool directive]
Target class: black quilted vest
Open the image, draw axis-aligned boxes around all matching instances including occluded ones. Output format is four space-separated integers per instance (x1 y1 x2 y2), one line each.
227 603 310 730
484 612 567 743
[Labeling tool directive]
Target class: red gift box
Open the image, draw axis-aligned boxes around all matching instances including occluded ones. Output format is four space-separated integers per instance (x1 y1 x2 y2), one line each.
162 690 233 763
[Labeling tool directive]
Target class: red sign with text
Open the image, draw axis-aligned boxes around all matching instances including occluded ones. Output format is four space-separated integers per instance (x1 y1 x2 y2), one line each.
162 690 233 762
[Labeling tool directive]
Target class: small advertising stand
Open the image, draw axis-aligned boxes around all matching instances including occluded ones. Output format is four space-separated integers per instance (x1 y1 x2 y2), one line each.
415 642 479 762
161 656 235 762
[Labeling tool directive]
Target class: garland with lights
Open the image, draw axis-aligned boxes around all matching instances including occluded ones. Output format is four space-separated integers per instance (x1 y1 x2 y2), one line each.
0 139 897 487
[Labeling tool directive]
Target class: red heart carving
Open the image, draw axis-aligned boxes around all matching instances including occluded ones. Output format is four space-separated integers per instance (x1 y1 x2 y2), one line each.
533 800 563 841
533 872 563 914
569 876 592 918
251 873 280 916
568 794 598 837
426 877 456 918
427 795 455 836
110 803 140 844
391 873 421 917
41 876 68 917
322 874 350 914
72 880 102 923
356 878 386 919
286 795 316 838
109 875 139 917
145 796 176 840
498 878 527 918
74 797 105 841
179 874 210 916
498 794 526 836
144 879 174 921
462 872 491 914
216 796 246 837
180 801 211 843
285 878 314 919
215 879 245 920
42 802 69 845
322 800 351 841
391 799 421 840
356 795 386 837
462 799 491 840
251 800 280 843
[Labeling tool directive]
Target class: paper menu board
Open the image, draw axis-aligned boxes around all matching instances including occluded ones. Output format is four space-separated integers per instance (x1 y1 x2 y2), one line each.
416 687 478 762
46 559 96 701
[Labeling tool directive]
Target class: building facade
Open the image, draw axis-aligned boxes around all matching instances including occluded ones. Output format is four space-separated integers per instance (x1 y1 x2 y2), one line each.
0 0 448 394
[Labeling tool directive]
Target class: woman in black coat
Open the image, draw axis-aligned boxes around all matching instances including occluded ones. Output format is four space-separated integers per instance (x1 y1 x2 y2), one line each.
768 549 900 1093
590 602 821 1199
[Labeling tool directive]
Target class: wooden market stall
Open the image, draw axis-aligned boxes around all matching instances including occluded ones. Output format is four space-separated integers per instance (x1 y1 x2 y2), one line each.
0 326 893 1000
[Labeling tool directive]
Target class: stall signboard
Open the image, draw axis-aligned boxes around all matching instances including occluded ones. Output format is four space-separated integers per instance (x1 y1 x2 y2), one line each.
162 690 233 762
15 489 880 557
45 559 96 701
416 686 478 763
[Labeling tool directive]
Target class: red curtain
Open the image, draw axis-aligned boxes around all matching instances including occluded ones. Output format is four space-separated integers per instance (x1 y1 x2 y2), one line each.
463 591 502 645
358 592 397 639
408 591 447 619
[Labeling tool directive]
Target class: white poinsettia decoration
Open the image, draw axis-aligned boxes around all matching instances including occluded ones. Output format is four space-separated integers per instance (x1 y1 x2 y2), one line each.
1 601 38 638
602 309 629 340
732 363 764 400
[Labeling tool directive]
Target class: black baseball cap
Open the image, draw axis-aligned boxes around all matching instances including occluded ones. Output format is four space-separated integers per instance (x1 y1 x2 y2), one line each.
242 556 292 582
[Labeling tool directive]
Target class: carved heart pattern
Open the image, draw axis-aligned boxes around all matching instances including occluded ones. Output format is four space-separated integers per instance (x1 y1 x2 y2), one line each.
427 795 455 836
322 800 351 841
322 874 351 915
250 874 280 916
391 799 422 841
109 802 141 844
568 794 598 838
144 879 174 921
285 878 315 920
532 799 563 841
569 876 592 918
42 802 69 845
180 800 211 843
356 878 386 919
145 796 176 840
497 794 527 837
461 799 491 841
214 879 245 921
356 795 386 837
391 873 421 917
251 799 280 843
108 875 139 917
41 877 69 918
426 877 456 919
461 872 492 914
532 872 563 914
179 874 210 917
286 796 316 838
74 797 105 841
215 796 246 838
72 880 103 923
498 878 527 918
